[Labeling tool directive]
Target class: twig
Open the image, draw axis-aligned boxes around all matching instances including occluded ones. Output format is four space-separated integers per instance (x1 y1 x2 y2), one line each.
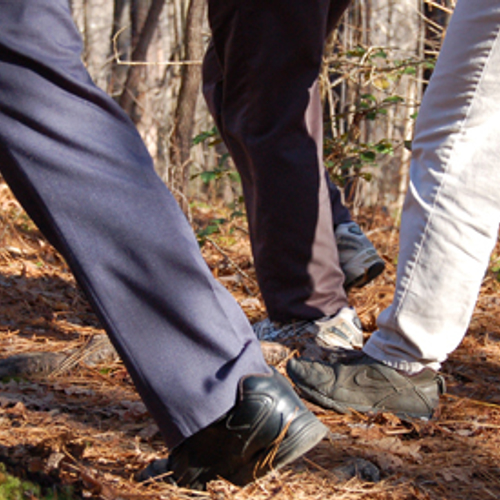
112 25 202 66
206 236 258 291
424 0 455 15
444 393 500 410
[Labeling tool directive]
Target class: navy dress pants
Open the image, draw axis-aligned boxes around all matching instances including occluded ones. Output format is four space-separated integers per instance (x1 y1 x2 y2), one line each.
0 0 269 449
204 0 353 323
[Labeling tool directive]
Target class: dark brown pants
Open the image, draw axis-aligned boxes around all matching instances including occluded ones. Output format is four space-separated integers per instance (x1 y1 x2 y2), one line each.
204 0 352 322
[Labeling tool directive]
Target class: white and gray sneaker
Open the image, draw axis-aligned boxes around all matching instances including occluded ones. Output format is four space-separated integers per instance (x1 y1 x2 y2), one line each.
335 221 385 291
253 307 363 350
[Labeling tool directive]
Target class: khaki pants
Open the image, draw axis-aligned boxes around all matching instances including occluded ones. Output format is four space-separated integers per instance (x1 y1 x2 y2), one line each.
365 0 500 372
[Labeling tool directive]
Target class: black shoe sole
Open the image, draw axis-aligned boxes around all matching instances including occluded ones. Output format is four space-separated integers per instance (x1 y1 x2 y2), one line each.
344 260 386 292
227 411 329 486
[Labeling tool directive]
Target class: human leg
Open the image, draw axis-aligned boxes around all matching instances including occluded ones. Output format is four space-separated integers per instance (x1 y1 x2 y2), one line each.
203 0 384 302
364 0 500 373
203 30 384 296
0 0 270 449
206 0 348 324
0 3 331 480
203 0 386 351
287 0 500 415
203 41 352 229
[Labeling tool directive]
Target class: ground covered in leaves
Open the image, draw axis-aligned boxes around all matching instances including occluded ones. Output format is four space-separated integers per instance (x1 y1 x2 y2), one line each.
1 181 500 499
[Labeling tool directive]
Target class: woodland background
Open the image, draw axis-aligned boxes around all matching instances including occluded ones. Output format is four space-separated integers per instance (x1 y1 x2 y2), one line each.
69 0 454 218
4 1 500 500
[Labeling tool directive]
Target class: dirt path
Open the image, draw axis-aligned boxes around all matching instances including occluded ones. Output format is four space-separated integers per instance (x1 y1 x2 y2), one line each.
1 183 500 499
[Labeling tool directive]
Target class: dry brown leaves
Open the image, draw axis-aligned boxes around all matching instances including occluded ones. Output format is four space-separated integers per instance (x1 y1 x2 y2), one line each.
1 182 500 499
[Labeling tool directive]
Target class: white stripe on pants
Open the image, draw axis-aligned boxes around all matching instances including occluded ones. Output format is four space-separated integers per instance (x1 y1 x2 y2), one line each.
364 0 500 373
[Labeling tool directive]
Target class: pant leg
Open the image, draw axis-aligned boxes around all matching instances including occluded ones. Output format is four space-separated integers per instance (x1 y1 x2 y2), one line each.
203 42 352 229
0 0 269 448
206 0 350 323
326 167 352 227
363 0 500 373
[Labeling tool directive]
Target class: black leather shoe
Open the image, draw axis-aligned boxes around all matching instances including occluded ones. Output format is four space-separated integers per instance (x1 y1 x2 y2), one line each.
137 369 328 490
287 352 446 420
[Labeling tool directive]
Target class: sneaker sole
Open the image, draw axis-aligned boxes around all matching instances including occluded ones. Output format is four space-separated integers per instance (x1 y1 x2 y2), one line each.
344 260 385 292
288 372 433 421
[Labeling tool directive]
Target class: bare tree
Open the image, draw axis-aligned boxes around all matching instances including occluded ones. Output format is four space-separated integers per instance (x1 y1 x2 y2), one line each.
168 0 206 210
73 0 455 209
118 0 166 122
107 0 130 97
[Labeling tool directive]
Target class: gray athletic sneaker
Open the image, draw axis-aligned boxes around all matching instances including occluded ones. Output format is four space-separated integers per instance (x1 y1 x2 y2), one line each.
286 351 446 420
253 307 363 350
335 222 385 291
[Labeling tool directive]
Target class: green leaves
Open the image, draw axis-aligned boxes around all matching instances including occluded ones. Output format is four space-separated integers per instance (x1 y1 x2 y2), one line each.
0 463 76 500
196 217 226 245
346 46 367 58
192 129 241 187
192 126 219 145
195 211 245 246
383 95 404 104
374 140 394 155
359 150 376 163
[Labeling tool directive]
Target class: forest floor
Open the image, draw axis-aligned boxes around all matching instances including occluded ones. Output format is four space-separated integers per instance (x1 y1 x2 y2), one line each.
0 180 500 499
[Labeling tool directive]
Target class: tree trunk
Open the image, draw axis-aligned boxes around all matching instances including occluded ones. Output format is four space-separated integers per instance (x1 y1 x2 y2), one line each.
118 0 165 122
107 0 130 97
130 0 151 47
169 0 206 212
